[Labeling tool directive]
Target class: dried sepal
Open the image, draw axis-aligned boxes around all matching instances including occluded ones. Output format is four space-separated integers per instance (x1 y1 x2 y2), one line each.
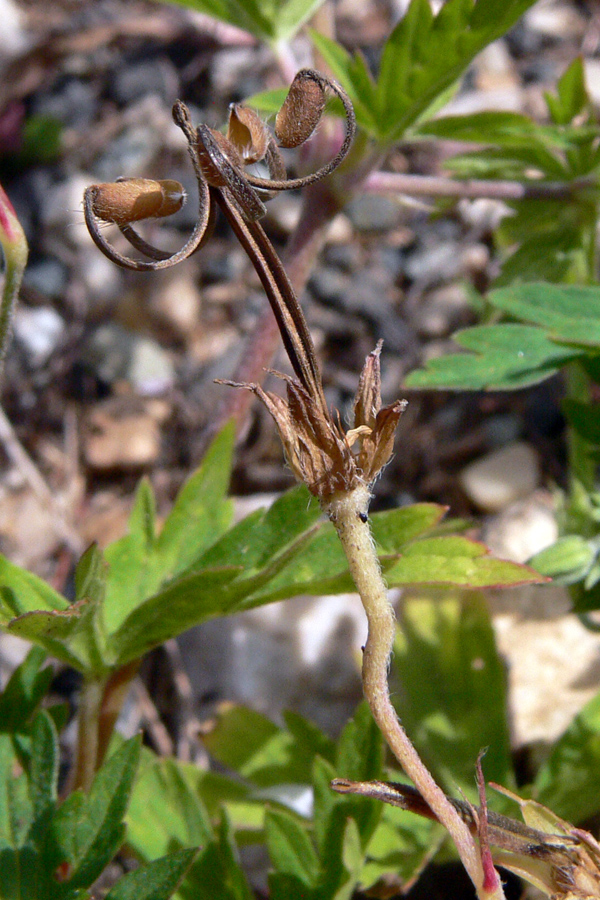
358 400 407 483
275 69 327 148
218 341 404 500
354 340 383 430
87 178 185 226
227 104 270 163
219 373 358 499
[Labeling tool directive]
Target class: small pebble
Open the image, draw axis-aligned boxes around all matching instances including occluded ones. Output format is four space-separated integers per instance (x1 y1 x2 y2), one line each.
84 323 174 394
460 442 540 512
108 57 179 107
13 306 64 366
22 257 68 299
345 194 401 232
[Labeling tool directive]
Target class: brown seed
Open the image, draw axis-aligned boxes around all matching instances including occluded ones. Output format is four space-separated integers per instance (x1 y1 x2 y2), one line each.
88 178 185 225
275 72 326 149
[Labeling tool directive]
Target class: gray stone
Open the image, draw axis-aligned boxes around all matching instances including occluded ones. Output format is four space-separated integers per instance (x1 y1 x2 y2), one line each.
84 323 174 395
345 194 401 233
23 257 68 299
13 306 65 366
108 57 179 107
30 77 99 128
93 124 162 182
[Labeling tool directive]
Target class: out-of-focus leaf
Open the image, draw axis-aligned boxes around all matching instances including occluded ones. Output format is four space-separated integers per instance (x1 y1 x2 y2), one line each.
562 398 600 444
334 703 383 848
104 849 197 900
392 593 515 797
529 535 596 584
534 688 600 823
312 0 539 143
180 815 253 900
490 282 600 347
405 323 580 390
0 647 52 735
546 57 589 126
126 757 213 863
160 0 326 43
104 425 235 634
201 704 334 787
361 799 442 890
265 807 320 888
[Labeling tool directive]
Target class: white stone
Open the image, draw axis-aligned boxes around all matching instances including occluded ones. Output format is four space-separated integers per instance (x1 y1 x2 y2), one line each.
460 441 539 512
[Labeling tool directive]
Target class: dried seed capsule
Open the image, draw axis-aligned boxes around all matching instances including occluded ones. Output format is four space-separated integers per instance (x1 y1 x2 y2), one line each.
87 178 185 225
275 71 326 149
227 104 269 163
195 127 244 187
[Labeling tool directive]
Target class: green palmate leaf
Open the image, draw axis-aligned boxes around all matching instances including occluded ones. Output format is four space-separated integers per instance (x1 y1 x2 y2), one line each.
104 849 198 900
405 323 580 391
160 0 325 43
312 0 539 144
489 282 600 347
384 536 542 588
0 556 68 620
104 424 235 635
309 31 379 135
419 112 570 179
237 503 447 605
534 688 600 824
107 567 240 666
392 593 515 797
0 712 60 900
2 547 109 674
196 484 321 572
28 711 58 829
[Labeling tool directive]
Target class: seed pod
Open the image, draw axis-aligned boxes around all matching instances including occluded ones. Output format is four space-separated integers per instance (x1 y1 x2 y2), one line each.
195 127 244 187
88 178 185 225
275 71 326 149
227 104 269 163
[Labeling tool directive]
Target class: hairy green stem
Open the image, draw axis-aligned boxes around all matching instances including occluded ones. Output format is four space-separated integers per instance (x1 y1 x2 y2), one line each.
323 484 502 900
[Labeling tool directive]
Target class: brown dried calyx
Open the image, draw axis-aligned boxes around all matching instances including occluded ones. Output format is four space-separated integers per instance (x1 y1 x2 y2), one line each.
224 342 406 500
